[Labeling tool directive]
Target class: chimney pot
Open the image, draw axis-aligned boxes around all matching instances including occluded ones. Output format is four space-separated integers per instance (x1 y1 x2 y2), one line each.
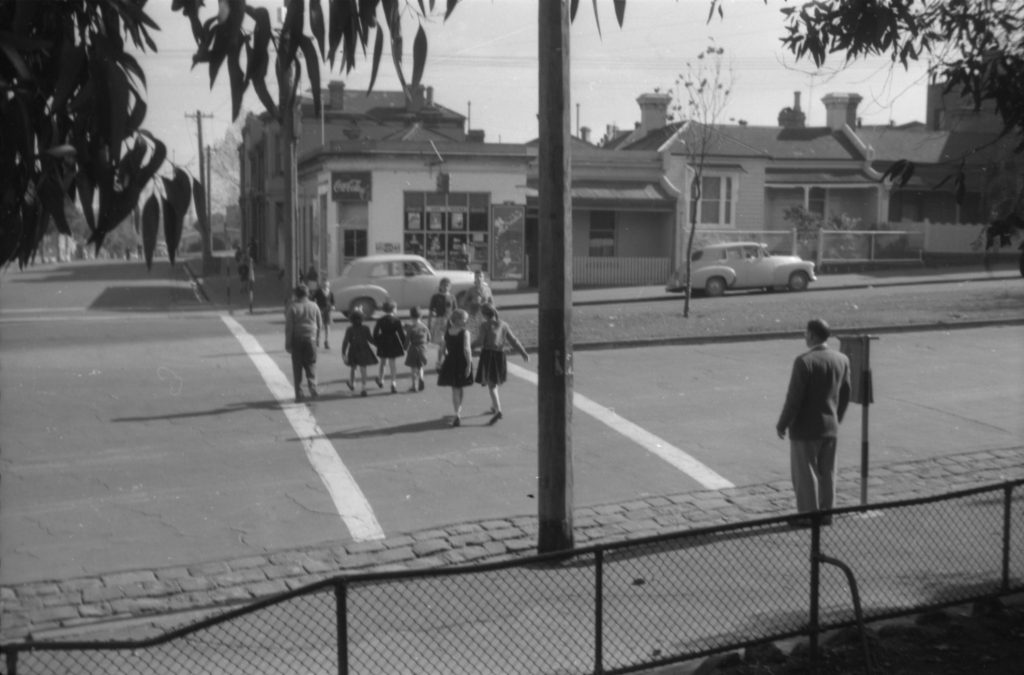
636 92 672 135
580 126 591 143
822 92 863 131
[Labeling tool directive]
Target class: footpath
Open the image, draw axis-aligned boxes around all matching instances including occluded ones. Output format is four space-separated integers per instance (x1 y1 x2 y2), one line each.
192 255 1020 317
1 261 1021 665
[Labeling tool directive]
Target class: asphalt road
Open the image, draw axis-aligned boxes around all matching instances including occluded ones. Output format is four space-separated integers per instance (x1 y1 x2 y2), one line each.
2 260 1021 591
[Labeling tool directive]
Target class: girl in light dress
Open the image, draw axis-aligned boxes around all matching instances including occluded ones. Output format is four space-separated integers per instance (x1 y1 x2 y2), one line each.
472 304 529 424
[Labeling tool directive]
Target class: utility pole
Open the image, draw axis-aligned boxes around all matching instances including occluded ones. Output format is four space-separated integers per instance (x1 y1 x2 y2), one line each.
185 110 214 272
537 0 574 553
207 144 219 248
277 6 298 294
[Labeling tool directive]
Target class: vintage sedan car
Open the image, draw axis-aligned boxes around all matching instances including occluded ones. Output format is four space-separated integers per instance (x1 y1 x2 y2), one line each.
328 254 477 318
666 242 816 296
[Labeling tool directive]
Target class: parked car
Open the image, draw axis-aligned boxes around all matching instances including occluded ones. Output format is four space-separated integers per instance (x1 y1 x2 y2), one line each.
328 254 477 318
666 242 816 296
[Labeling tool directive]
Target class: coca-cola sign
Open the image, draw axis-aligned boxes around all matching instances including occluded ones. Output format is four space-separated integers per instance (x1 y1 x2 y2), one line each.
331 172 371 202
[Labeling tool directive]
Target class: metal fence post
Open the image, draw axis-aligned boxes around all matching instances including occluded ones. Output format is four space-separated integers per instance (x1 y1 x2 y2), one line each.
809 519 822 672
336 582 348 675
1003 485 1013 593
6 649 17 675
594 549 604 674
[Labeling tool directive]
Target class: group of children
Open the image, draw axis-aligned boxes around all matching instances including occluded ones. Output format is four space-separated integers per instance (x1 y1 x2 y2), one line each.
337 277 528 427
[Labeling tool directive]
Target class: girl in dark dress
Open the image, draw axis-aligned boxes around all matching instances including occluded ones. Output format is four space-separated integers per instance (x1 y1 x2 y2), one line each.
341 309 378 396
473 304 529 423
437 309 474 426
372 300 408 393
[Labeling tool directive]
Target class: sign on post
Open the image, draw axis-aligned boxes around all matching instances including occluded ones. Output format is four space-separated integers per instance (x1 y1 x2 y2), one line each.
840 335 878 505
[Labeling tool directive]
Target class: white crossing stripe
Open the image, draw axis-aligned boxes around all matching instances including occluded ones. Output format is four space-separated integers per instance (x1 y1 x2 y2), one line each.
507 363 735 490
221 315 385 541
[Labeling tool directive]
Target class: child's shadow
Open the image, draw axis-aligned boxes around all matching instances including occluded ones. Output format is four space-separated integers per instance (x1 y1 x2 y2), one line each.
324 418 450 440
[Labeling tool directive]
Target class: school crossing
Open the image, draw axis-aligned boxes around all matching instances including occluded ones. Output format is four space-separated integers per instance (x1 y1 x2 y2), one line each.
226 314 733 541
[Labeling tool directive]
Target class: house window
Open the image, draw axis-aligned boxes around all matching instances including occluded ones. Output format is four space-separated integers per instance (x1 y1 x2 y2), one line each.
589 211 615 257
343 229 367 258
809 187 826 216
698 176 735 226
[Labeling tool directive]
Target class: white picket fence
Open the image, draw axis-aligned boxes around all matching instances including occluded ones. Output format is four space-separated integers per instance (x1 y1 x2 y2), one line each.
572 256 671 287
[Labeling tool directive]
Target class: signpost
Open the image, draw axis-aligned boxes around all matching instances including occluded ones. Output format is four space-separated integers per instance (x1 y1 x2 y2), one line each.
839 335 879 505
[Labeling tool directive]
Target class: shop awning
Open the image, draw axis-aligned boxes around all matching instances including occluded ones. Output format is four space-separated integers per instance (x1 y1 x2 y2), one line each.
765 169 879 186
525 181 676 208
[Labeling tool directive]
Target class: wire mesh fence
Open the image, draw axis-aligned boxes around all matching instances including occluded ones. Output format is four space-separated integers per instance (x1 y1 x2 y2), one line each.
4 480 1021 675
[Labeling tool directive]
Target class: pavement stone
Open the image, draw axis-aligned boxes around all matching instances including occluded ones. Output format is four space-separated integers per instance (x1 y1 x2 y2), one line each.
2 446 1021 644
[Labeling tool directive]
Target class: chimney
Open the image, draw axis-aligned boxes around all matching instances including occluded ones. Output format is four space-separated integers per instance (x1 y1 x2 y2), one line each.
467 129 485 142
636 92 672 135
777 91 806 129
409 84 425 112
580 126 591 143
822 92 862 131
426 86 434 106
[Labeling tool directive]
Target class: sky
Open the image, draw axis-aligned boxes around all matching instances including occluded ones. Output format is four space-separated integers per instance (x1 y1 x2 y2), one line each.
135 0 933 178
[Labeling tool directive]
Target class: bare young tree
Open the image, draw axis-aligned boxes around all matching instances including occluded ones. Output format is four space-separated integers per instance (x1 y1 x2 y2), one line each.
669 42 733 317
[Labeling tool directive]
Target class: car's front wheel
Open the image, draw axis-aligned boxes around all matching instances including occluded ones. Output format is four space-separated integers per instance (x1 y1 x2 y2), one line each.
349 297 377 319
787 271 810 292
705 276 727 297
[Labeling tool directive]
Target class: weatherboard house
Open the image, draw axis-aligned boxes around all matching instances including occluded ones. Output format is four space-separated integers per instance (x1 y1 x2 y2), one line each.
239 80 1011 288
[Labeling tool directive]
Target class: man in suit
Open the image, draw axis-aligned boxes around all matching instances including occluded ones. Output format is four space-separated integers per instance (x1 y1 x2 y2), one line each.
776 318 851 520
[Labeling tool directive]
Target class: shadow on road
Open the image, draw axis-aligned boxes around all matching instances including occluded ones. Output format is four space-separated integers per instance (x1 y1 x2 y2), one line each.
110 398 286 423
9 259 184 283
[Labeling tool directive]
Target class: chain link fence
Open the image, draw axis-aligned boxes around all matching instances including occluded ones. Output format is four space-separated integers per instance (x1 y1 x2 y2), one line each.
4 480 1021 675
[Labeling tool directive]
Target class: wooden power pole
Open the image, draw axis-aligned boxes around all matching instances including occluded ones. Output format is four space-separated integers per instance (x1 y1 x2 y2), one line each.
537 0 574 553
185 110 214 272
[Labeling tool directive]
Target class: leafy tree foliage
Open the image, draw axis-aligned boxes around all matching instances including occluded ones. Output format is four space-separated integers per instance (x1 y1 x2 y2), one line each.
0 1 166 267
0 0 458 271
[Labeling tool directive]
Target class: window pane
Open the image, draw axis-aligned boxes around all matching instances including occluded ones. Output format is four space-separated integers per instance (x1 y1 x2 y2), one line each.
589 212 615 257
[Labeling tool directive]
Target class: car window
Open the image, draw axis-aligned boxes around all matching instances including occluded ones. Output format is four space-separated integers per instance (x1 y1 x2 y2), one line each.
368 263 393 279
726 247 743 260
760 245 772 257
404 260 431 277
742 246 759 259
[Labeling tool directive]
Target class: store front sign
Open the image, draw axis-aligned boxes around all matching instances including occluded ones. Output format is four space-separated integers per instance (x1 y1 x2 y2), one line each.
332 172 372 202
